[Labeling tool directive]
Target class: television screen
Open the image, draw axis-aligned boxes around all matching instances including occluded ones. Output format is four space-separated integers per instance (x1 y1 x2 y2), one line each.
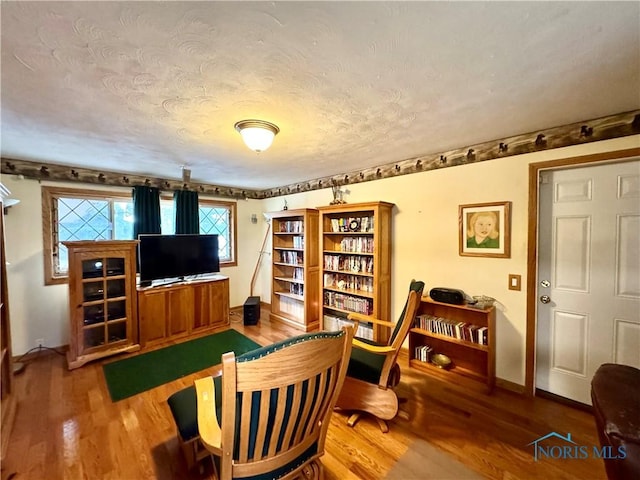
138 234 220 283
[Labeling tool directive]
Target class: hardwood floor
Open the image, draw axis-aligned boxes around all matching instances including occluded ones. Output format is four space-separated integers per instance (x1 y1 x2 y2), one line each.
2 310 607 479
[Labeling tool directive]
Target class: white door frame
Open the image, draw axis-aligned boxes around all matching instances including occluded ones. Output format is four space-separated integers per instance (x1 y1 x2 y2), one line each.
524 147 640 395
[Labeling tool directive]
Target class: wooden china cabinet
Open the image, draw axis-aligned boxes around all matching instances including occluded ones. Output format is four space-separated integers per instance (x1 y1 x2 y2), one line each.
63 240 140 369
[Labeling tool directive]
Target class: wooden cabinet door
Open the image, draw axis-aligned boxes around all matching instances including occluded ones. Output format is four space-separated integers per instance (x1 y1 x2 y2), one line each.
192 279 229 332
166 287 192 338
138 290 168 346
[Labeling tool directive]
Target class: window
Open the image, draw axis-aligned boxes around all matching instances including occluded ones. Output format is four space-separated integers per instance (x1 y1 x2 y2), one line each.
42 186 237 285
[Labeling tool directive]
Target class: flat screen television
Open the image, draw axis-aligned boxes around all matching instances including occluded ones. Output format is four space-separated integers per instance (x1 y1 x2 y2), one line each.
138 234 220 284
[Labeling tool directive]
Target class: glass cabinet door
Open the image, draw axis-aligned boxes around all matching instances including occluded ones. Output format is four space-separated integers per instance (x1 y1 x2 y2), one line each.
78 255 128 353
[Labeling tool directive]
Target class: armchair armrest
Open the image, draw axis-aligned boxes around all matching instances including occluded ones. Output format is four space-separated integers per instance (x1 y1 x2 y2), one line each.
195 377 221 451
347 312 395 329
352 338 395 354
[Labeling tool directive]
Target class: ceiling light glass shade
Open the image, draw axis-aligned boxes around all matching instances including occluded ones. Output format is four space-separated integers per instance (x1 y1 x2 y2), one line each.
234 120 280 153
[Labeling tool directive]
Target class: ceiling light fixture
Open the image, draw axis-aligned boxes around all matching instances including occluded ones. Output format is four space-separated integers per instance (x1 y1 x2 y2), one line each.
234 119 280 153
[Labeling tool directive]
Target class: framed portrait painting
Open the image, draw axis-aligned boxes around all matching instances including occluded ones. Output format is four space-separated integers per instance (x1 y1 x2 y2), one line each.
459 201 511 258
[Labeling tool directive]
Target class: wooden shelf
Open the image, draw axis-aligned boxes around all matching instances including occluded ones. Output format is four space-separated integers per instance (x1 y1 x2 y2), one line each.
323 304 373 317
409 296 496 392
323 286 374 299
267 209 320 332
410 327 489 352
275 291 304 301
322 250 374 256
322 268 373 277
273 276 304 284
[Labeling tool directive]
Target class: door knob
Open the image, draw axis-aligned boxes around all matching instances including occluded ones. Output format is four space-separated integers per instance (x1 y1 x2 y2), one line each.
540 295 551 304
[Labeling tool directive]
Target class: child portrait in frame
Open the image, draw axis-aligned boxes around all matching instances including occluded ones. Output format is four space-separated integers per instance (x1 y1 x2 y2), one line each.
459 201 511 258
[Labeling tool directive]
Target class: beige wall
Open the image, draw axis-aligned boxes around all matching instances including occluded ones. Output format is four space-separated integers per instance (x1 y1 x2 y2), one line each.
3 134 639 386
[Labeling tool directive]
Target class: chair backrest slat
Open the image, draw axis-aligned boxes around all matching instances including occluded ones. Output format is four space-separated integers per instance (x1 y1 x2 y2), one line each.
253 389 271 459
280 382 303 451
305 368 335 439
293 374 317 446
267 385 288 457
237 391 252 463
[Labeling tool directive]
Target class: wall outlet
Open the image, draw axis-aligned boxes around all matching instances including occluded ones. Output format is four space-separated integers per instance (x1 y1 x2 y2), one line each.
35 338 45 347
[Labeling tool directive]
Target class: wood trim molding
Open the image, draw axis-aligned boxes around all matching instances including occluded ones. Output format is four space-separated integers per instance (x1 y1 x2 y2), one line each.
2 110 639 199
495 378 526 395
524 147 640 396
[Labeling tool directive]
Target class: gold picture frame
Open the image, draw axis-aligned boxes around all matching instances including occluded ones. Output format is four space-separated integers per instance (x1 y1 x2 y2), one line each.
459 201 511 258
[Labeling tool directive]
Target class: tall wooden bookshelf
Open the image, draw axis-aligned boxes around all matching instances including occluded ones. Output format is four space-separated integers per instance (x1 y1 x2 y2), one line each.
317 201 393 342
267 209 320 331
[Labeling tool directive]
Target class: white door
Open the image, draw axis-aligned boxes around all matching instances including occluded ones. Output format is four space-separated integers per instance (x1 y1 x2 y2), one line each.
536 159 640 405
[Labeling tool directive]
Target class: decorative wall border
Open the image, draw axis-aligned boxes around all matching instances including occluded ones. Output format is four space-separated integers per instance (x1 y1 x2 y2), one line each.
2 110 639 200
261 110 640 198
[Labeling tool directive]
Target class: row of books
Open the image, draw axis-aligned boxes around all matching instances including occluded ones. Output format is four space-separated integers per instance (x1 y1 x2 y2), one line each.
323 315 374 340
291 268 303 280
290 236 304 249
286 283 303 296
324 273 373 293
324 291 373 315
329 216 374 233
277 295 304 317
278 220 304 233
278 251 303 265
323 254 374 274
414 345 435 363
414 314 489 346
338 237 374 253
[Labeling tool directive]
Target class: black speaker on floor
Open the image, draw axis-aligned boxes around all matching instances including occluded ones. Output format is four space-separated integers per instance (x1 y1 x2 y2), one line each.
243 296 261 325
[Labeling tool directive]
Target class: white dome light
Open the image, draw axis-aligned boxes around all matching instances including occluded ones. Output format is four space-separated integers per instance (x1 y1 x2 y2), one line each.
234 119 280 153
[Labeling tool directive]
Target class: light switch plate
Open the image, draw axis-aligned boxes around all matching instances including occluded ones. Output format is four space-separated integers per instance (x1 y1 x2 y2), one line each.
508 274 521 291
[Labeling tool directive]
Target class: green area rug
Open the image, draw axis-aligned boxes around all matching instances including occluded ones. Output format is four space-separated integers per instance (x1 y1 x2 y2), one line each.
103 329 260 402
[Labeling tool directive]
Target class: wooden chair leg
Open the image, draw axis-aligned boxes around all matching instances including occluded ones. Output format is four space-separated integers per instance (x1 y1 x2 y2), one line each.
375 417 389 433
347 412 361 428
298 460 322 479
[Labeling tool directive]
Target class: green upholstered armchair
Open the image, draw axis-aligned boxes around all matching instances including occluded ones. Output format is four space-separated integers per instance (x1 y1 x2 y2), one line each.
335 279 425 432
193 327 354 480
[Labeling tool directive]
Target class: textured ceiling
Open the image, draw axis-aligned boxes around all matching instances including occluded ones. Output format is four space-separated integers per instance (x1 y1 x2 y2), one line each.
1 1 639 190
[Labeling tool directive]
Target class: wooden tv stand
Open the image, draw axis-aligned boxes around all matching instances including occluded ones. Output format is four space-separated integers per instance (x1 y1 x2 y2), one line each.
137 275 230 348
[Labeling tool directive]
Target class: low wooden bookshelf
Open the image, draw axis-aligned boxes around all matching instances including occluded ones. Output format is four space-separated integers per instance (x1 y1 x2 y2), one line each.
409 296 496 392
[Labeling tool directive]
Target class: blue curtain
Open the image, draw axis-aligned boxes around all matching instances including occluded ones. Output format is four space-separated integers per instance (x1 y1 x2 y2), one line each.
132 186 161 239
174 190 200 234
